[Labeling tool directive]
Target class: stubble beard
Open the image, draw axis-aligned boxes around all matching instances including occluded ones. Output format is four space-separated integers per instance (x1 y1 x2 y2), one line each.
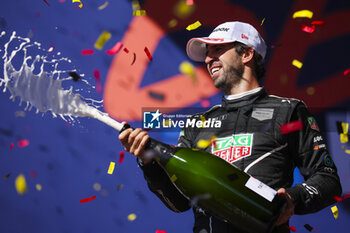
214 62 244 95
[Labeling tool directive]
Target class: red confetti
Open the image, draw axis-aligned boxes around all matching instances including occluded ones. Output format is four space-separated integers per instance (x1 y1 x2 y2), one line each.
123 48 129 53
93 69 101 81
80 195 96 203
144 47 153 61
200 99 210 108
156 230 167 233
311 20 325 26
280 120 303 134
81 49 94 55
119 151 125 164
344 68 350 76
286 225 296 232
10 143 14 149
106 42 123 55
131 52 136 65
301 24 316 33
30 170 38 178
18 139 30 148
43 0 51 6
334 193 350 202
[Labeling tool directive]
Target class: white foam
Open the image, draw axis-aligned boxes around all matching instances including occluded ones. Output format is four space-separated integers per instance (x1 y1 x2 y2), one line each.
0 31 123 131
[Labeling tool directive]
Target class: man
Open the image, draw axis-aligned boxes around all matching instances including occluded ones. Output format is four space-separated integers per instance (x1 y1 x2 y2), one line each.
119 21 342 233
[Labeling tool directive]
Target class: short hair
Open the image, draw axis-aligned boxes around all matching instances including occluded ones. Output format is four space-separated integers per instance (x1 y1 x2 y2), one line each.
232 41 266 80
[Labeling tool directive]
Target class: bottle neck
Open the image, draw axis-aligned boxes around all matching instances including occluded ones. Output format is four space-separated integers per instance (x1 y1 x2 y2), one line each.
145 138 179 166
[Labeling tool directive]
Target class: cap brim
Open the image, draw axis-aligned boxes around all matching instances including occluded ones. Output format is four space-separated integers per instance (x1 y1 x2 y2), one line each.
186 38 235 62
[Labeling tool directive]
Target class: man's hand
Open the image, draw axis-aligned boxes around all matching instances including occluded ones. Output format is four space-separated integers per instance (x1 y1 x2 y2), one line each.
118 122 151 164
276 188 295 225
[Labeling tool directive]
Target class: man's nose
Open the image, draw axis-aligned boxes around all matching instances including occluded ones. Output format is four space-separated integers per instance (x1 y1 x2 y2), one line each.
205 54 215 65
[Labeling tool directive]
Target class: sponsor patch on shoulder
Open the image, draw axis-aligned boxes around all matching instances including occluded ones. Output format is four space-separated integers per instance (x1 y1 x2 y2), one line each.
251 108 274 121
307 117 320 131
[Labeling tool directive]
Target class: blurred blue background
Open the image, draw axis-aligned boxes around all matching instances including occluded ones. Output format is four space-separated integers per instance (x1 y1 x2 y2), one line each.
0 0 350 232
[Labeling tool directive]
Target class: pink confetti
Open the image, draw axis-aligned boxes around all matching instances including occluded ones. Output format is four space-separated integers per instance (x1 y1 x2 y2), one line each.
286 225 296 232
200 99 210 108
43 0 50 6
280 120 303 134
119 151 125 164
144 47 153 61
93 69 101 81
301 24 315 33
106 42 123 55
10 143 14 149
156 230 167 233
81 49 94 55
186 0 193 5
18 139 29 148
344 68 350 76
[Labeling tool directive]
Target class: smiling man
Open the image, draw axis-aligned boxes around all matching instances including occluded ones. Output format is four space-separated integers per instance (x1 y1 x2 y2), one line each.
119 21 342 233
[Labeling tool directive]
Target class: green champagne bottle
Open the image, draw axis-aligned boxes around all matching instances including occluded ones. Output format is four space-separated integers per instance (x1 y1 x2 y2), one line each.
121 125 286 233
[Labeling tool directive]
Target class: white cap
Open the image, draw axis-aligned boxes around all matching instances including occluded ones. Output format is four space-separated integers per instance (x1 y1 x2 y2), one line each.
186 21 267 62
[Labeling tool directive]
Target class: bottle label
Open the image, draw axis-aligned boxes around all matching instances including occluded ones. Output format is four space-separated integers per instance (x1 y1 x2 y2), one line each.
245 177 277 202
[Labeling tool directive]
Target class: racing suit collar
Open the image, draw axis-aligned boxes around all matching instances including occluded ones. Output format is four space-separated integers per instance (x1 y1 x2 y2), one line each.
222 87 267 111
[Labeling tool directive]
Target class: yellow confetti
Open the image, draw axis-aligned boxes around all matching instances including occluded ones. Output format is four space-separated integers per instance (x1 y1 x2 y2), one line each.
168 19 178 28
170 174 177 182
93 183 101 191
131 0 141 10
98 1 109 10
179 61 196 83
174 0 195 19
127 213 137 221
197 139 211 148
15 174 27 195
342 146 350 154
72 0 83 8
331 205 338 219
292 59 303 69
36 184 42 191
94 31 111 50
133 10 146 16
342 122 349 134
107 162 116 174
340 133 348 143
186 21 202 31
292 10 313 19
306 87 315 96
261 18 265 26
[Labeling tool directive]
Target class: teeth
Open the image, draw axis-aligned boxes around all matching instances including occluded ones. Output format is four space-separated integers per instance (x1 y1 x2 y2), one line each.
211 67 221 74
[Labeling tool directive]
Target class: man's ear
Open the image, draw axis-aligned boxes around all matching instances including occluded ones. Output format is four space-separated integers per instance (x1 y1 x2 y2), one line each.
241 47 254 64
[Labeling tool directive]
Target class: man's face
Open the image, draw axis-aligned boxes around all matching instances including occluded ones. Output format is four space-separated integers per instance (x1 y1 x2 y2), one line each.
205 43 244 94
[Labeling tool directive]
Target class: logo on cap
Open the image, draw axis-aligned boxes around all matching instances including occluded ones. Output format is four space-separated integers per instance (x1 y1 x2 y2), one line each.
212 27 230 33
241 34 249 40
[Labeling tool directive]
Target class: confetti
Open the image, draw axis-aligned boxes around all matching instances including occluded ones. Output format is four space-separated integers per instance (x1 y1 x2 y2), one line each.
179 61 196 82
280 120 303 134
131 0 141 10
311 21 325 26
15 174 28 195
334 193 350 202
123 47 129 53
93 69 100 81
174 0 195 19
304 224 313 232
10 143 14 149
197 139 211 148
261 18 266 26
72 0 83 8
4 173 11 179
168 19 178 28
331 205 338 219
131 52 136 65
186 21 202 31
292 59 303 69
186 0 194 5
80 195 96 203
94 31 111 50
119 151 125 164
200 99 210 108
93 183 101 191
342 146 350 154
81 49 94 55
301 24 316 33
98 1 109 10
286 225 296 232
18 139 29 148
144 47 153 61
156 230 167 233
133 10 146 16
107 162 116 174
292 10 313 19
149 91 165 100
69 71 81 82
106 42 123 55
170 174 177 182
30 170 37 178
344 68 350 76
43 0 51 6
36 184 42 191
127 213 137 221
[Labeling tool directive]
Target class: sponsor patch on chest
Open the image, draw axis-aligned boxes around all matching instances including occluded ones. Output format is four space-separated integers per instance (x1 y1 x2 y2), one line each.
211 134 253 163
251 108 274 121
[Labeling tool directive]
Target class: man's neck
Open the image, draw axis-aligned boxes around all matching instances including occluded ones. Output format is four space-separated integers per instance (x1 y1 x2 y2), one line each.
228 75 260 95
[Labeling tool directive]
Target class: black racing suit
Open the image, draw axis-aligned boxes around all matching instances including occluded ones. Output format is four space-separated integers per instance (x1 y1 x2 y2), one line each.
137 88 342 233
